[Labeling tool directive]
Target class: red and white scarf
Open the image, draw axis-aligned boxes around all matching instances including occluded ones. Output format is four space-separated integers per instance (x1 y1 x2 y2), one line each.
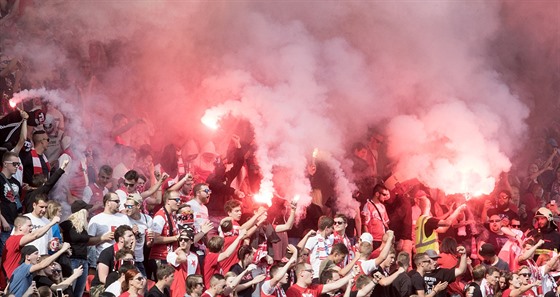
31 149 50 175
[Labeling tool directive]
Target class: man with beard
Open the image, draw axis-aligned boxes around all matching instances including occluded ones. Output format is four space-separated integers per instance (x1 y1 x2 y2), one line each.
87 193 132 267
409 252 448 297
90 225 136 290
23 195 54 255
423 248 468 297
476 214 511 259
482 190 519 226
361 184 390 250
527 207 560 259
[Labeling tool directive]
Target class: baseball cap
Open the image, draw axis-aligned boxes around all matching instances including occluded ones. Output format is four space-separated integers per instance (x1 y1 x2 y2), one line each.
424 249 441 259
20 245 39 263
127 193 143 205
360 233 373 244
71 200 93 213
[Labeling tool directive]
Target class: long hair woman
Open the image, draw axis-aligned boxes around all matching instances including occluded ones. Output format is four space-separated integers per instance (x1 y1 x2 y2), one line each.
59 206 112 297
120 269 146 297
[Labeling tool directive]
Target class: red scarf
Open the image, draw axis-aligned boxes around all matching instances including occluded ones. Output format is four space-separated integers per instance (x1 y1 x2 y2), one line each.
31 149 50 175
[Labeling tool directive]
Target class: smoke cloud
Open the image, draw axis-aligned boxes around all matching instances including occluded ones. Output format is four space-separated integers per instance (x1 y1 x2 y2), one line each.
3 1 558 214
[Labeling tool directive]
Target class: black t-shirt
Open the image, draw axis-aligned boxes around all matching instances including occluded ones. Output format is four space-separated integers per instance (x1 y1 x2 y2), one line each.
147 285 170 297
391 272 412 297
33 275 74 297
91 245 115 287
0 173 21 225
409 270 426 295
465 282 483 297
59 220 91 259
371 267 390 296
230 264 254 297
424 268 456 297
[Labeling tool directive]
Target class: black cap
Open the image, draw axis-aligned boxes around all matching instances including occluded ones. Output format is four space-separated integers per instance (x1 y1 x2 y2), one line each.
71 200 93 213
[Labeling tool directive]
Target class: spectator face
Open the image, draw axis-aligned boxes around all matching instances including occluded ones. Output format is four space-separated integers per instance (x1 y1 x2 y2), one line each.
168 192 182 211
2 156 20 175
499 276 507 289
107 194 120 213
510 219 521 229
381 253 395 268
124 179 137 194
324 224 334 237
354 148 367 160
124 200 138 216
198 186 211 204
489 215 502 232
131 274 146 290
327 272 340 283
48 263 63 283
419 256 432 271
137 178 146 192
19 219 32 234
299 250 310 263
497 192 510 207
33 200 48 218
510 274 521 289
380 190 390 202
333 252 346 265
298 264 314 285
26 251 40 264
194 278 204 295
486 271 500 286
536 216 549 229
333 218 347 233
228 206 242 222
121 230 136 250
182 179 194 194
97 172 112 187
518 268 530 285
164 273 174 287
214 279 227 295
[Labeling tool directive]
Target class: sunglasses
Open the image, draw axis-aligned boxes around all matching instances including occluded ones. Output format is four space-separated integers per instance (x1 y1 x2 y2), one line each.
519 273 531 277
171 198 182 203
333 221 345 225
4 161 20 167
202 189 212 194
124 205 135 209
52 269 62 273
489 220 501 223
511 224 521 228
178 237 192 242
124 182 136 187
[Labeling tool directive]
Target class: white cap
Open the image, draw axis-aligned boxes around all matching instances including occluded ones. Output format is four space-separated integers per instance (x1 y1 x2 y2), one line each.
360 232 373 244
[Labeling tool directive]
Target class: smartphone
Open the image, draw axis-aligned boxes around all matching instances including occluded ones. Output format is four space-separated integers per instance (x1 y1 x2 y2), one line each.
56 289 63 297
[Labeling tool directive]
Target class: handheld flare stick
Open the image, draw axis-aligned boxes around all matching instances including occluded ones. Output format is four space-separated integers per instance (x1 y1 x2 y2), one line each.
312 148 319 166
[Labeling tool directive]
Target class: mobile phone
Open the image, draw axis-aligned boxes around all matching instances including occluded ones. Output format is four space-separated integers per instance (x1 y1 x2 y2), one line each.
56 289 63 297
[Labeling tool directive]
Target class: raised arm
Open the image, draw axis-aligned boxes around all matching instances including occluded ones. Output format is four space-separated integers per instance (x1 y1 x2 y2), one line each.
374 231 394 266
268 245 298 287
30 242 70 273
13 108 28 154
378 267 405 286
297 230 316 251
321 270 353 293
141 173 168 198
21 216 60 246
275 202 296 233
218 229 247 262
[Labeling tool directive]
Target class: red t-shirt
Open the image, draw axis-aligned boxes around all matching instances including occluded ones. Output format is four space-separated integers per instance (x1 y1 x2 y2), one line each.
218 236 239 273
502 288 512 297
203 252 221 288
437 253 458 269
3 234 23 278
286 284 324 297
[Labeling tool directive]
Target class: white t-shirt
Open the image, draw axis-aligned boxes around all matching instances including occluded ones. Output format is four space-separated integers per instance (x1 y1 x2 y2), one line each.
128 214 153 262
357 259 377 275
23 213 52 255
83 183 109 204
186 199 209 232
305 234 334 278
87 212 131 262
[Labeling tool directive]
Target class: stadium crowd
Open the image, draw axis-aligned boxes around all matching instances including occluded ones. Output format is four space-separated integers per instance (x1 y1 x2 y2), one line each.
3 1 560 297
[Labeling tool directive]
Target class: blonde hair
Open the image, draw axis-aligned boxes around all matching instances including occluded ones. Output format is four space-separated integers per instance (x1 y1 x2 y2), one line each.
68 209 88 233
46 201 61 220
